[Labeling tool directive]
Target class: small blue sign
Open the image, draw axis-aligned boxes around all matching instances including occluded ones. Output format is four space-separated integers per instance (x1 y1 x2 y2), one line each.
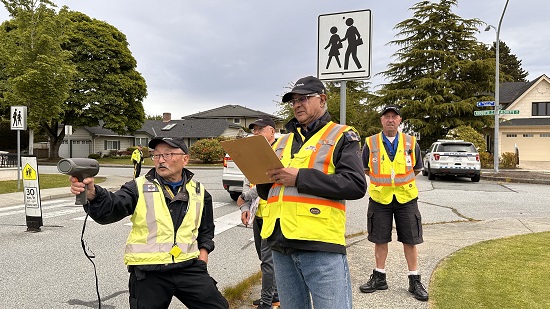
476 101 495 107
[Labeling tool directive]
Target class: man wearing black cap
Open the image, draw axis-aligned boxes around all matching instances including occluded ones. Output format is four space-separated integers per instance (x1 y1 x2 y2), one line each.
69 137 228 309
359 105 428 302
256 76 366 309
237 117 279 309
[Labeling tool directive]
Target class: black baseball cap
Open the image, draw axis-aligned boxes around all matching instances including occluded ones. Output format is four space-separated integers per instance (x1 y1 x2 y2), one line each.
282 76 326 103
248 117 276 130
381 105 401 116
148 137 189 154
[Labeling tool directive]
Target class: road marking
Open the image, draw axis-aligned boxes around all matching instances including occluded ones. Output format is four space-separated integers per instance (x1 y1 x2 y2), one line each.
213 202 229 209
0 199 75 218
214 210 242 235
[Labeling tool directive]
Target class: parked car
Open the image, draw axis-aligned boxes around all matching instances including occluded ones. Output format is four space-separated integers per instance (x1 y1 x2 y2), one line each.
422 139 481 182
222 133 283 200
222 153 245 201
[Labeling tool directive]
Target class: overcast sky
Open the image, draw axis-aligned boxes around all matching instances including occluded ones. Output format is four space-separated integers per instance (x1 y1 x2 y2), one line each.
1 1 549 119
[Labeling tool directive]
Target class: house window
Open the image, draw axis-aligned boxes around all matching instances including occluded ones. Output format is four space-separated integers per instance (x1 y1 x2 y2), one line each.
104 140 120 150
522 134 533 137
233 118 241 124
541 133 550 137
532 102 550 116
506 134 517 137
135 138 148 146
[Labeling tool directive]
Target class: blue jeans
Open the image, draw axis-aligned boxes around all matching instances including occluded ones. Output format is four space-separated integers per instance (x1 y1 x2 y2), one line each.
272 250 352 309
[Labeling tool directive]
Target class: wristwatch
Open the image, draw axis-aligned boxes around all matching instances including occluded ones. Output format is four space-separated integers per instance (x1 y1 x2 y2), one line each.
240 193 246 200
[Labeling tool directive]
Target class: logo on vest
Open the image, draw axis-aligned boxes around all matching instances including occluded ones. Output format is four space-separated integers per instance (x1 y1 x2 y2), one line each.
310 207 321 215
144 184 159 192
305 145 317 152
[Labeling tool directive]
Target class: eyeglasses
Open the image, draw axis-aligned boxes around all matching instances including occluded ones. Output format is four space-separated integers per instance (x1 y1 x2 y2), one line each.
252 126 266 133
288 94 320 107
151 153 186 161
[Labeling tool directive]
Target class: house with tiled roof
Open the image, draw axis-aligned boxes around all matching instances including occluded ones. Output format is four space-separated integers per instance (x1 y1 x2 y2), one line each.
59 105 281 158
183 104 285 133
490 74 550 161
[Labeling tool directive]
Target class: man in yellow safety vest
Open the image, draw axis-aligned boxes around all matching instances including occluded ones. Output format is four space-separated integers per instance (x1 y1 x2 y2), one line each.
359 105 428 302
69 137 228 309
256 76 366 309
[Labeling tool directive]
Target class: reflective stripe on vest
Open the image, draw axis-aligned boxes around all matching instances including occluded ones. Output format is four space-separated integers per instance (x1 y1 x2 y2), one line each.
366 132 419 204
124 177 204 265
261 122 353 245
367 132 416 186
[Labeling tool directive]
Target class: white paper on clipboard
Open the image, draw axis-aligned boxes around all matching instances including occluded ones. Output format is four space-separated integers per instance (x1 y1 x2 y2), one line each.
248 197 260 226
220 135 284 184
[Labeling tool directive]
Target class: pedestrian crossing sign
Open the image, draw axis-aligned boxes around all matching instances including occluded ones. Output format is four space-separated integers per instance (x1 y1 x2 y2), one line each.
23 163 37 180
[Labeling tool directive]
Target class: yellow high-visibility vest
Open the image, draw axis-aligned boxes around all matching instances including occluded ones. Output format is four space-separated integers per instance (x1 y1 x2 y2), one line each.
366 132 418 204
261 122 355 246
124 177 204 265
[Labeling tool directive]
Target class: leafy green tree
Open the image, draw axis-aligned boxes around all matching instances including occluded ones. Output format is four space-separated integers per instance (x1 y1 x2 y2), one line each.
445 125 487 151
376 0 495 150
146 114 163 120
0 0 75 157
488 40 528 82
0 1 147 158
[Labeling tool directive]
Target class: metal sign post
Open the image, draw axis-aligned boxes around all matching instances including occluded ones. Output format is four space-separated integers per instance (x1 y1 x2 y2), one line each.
10 106 27 190
22 156 43 232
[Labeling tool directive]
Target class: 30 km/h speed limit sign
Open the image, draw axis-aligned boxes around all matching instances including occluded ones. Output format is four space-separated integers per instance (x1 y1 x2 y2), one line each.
22 156 43 231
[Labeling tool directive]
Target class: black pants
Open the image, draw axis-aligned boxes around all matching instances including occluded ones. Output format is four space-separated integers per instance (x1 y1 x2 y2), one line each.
133 161 142 178
128 259 229 309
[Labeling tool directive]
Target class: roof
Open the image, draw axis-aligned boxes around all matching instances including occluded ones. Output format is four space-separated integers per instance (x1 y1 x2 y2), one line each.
83 126 133 137
137 118 242 138
500 74 547 105
500 117 550 127
183 104 282 121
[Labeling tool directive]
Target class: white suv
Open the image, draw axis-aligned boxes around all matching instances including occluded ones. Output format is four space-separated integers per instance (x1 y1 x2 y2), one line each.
221 133 283 200
422 140 481 182
222 153 244 201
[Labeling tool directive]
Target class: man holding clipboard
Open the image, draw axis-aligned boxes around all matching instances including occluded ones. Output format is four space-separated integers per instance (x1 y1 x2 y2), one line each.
236 118 279 309
255 76 366 309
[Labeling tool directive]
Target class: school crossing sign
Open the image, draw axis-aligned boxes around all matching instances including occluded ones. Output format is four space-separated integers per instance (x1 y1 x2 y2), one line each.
317 9 372 81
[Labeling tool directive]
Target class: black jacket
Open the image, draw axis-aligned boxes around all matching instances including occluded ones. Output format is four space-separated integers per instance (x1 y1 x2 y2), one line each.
84 167 215 254
257 112 366 254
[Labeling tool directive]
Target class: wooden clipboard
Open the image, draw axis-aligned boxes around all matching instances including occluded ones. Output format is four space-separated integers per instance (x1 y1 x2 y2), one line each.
220 135 283 184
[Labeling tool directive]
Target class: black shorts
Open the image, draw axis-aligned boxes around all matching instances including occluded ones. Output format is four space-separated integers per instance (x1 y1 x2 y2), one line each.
367 196 423 245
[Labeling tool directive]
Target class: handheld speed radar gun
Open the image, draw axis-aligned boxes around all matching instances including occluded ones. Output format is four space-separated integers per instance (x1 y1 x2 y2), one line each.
57 158 100 205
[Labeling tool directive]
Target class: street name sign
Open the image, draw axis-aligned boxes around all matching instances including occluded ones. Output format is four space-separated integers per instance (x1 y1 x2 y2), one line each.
476 101 495 107
474 110 520 116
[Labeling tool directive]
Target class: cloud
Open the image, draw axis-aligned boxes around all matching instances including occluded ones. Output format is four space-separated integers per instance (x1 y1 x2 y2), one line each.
1 0 548 119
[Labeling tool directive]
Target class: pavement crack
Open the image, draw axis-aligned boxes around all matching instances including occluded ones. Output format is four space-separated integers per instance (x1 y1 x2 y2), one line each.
419 200 476 221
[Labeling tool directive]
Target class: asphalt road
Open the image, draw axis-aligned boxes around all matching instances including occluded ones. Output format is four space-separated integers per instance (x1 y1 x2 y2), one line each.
1 166 549 308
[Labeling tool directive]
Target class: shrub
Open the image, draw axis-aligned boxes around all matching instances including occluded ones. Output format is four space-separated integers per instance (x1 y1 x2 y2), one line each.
88 153 100 159
479 151 492 168
189 138 225 163
446 126 487 152
500 152 518 168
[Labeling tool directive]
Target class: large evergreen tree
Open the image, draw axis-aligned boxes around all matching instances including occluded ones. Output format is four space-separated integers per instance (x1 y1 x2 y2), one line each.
376 0 495 149
488 40 528 82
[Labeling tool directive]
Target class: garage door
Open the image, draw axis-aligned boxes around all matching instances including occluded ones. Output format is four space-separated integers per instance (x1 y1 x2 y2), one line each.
59 140 91 158
501 133 550 161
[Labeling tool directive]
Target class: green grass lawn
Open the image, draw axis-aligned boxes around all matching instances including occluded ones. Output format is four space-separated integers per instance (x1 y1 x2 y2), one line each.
431 231 550 308
0 174 106 194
